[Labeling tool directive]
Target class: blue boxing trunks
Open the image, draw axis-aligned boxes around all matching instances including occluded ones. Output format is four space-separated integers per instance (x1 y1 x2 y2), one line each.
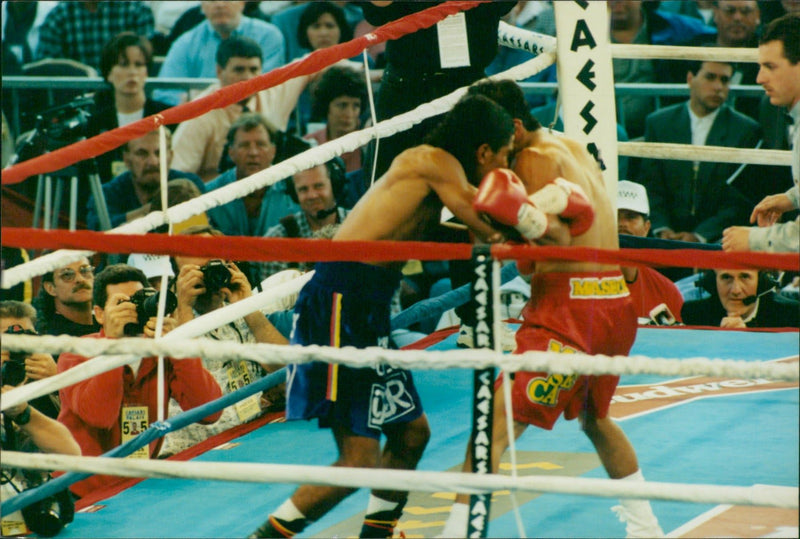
286 262 424 439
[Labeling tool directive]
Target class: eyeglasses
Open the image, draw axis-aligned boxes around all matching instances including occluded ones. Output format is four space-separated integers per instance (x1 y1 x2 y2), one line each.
56 266 94 282
719 6 756 16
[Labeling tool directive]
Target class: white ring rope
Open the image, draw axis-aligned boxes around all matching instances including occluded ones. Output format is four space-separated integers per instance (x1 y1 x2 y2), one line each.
610 43 758 62
497 22 759 64
619 141 792 166
2 452 796 509
1 53 557 290
3 324 796 411
0 271 313 411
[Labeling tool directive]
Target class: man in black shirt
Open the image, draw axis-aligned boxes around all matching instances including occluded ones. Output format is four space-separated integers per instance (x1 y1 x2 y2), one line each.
34 257 100 337
682 269 800 328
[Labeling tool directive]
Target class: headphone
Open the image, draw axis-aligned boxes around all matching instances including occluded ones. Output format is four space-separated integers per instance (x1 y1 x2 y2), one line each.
697 270 780 301
285 157 347 206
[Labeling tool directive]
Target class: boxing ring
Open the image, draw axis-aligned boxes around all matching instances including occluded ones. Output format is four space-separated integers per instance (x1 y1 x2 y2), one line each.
2 2 798 538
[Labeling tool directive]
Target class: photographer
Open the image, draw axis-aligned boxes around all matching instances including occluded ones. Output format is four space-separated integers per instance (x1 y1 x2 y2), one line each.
2 303 80 537
1 301 60 419
161 225 287 456
56 264 222 498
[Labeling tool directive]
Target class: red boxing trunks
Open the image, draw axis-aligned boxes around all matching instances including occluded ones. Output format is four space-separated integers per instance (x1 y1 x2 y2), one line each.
501 271 637 430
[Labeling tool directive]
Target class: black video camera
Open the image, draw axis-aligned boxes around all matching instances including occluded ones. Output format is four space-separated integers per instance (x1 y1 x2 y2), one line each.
1 325 37 386
123 288 178 336
201 260 233 292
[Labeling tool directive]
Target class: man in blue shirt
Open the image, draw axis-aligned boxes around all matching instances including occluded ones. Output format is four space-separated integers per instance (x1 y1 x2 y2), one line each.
205 113 299 239
154 0 285 106
86 130 205 230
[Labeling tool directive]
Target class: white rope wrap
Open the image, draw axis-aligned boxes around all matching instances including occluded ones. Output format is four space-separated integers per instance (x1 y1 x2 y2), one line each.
3 323 796 411
2 452 796 509
619 141 792 166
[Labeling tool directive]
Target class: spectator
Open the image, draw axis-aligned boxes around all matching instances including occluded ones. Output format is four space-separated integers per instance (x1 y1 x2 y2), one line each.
361 1 515 178
34 258 100 338
35 1 154 71
161 225 288 456
170 36 310 181
87 32 172 184
86 129 205 230
56 264 222 498
271 1 365 65
683 1 762 120
660 1 717 25
290 2 370 134
149 178 212 234
638 58 759 243
616 181 685 323
304 66 367 172
682 269 800 327
1 1 58 66
206 113 299 239
153 0 284 106
258 161 351 281
608 0 716 138
1 301 60 419
722 13 799 253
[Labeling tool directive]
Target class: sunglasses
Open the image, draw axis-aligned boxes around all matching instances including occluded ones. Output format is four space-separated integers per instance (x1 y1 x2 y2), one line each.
719 6 756 16
56 266 94 282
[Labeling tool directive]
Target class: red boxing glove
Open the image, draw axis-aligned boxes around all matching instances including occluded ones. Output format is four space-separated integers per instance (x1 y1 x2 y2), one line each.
529 177 595 236
474 169 548 240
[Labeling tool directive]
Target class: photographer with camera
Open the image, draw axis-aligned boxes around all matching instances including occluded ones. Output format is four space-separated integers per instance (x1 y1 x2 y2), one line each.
2 303 80 537
160 225 288 456
55 264 222 498
1 301 61 419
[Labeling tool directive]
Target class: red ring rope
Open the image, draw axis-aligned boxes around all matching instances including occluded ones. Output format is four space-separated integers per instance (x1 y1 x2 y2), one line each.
3 228 797 271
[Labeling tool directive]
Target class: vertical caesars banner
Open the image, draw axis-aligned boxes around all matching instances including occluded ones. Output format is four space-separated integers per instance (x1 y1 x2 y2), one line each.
553 1 619 202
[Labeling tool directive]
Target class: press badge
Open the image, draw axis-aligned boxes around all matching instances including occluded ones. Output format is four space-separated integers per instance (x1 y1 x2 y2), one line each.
437 12 470 68
1 481 28 536
226 361 261 422
121 405 149 459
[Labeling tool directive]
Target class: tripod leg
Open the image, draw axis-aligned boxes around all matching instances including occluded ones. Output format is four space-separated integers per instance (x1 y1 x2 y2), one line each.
33 175 44 229
43 176 53 231
70 176 78 231
88 173 112 231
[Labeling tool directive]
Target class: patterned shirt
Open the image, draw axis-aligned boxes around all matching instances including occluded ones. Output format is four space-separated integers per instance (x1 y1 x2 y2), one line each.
36 2 154 70
257 207 349 282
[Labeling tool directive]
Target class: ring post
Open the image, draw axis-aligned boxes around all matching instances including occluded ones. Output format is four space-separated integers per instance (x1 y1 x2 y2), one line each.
553 0 619 202
467 245 500 538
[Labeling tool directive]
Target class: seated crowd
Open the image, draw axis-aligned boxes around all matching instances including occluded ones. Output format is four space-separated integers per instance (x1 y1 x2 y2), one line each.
1 1 798 508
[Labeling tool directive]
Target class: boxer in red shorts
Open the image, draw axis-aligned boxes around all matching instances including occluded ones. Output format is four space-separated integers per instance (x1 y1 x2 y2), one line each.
440 80 663 538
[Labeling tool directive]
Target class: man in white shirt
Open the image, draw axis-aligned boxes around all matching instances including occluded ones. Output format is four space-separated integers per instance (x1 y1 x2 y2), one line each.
722 13 800 253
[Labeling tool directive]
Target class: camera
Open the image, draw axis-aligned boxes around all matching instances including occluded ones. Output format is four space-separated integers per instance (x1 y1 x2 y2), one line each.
14 96 94 164
1 325 36 386
201 260 232 292
19 469 75 537
123 287 178 336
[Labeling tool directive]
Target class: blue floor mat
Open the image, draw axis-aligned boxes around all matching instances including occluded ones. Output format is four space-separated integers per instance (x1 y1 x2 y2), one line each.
57 328 798 538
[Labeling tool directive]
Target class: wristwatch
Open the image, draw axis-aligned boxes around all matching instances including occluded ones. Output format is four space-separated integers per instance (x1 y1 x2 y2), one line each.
11 405 31 426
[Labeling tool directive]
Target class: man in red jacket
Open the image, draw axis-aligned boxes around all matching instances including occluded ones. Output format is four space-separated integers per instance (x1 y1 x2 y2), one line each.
57 264 222 498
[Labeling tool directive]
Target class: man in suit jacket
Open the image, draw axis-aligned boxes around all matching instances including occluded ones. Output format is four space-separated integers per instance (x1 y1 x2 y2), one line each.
638 59 760 243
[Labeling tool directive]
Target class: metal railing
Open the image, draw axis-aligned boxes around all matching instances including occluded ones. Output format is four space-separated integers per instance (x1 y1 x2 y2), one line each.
1 75 764 138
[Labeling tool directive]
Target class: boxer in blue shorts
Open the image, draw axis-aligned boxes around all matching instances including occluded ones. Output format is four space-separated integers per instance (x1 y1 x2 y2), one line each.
249 94 515 538
286 261 424 438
